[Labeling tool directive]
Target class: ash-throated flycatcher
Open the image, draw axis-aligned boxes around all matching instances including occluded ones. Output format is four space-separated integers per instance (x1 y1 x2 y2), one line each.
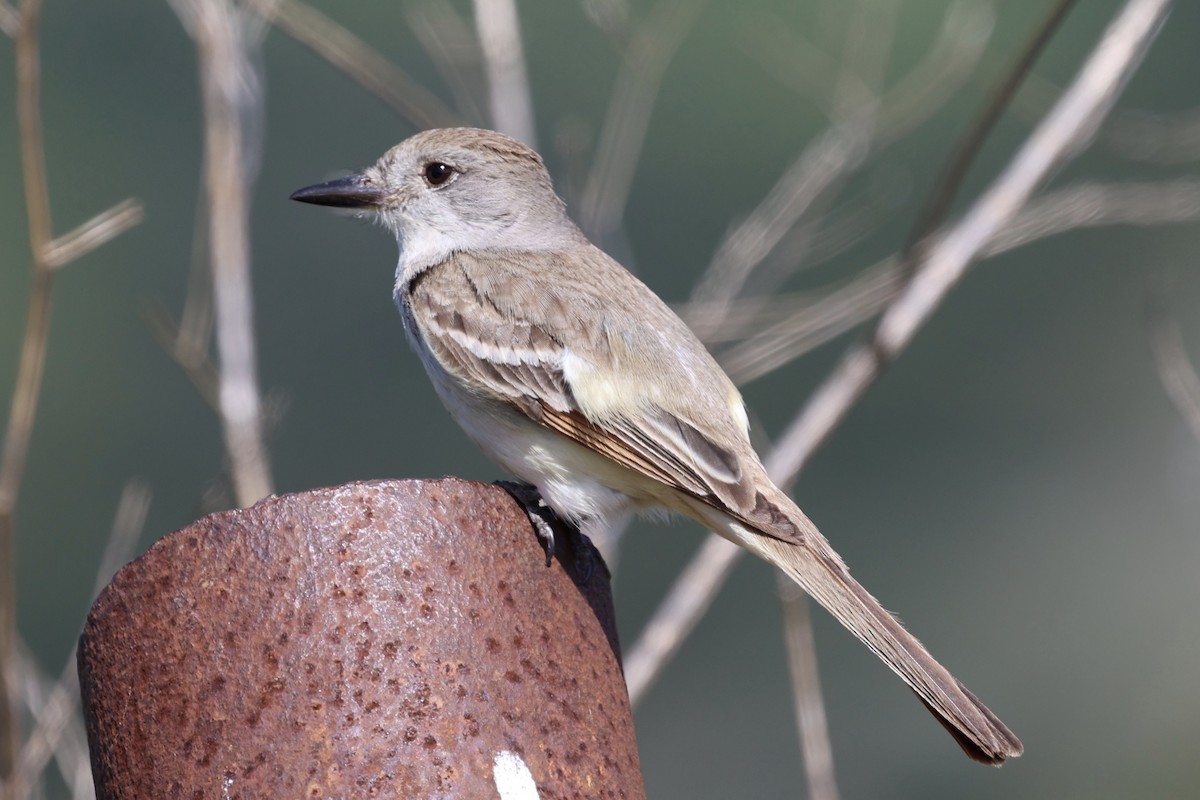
291 127 1022 764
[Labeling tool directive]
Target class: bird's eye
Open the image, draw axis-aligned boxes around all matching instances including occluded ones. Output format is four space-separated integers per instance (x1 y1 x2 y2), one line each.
423 161 455 187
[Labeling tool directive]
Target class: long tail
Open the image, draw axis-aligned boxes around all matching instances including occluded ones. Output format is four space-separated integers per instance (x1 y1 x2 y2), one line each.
690 498 1023 765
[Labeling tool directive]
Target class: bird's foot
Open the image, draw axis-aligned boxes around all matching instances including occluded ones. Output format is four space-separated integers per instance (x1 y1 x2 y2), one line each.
493 481 599 584
493 480 562 567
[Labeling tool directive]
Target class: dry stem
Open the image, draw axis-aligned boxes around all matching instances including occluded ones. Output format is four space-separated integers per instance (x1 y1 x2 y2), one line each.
472 0 536 147
1 2 144 793
252 0 460 128
779 574 839 800
624 0 1172 714
578 0 703 241
1148 304 1200 444
171 0 275 508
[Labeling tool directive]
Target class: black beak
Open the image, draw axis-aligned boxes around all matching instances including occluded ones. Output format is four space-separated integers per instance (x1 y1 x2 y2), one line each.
289 174 387 208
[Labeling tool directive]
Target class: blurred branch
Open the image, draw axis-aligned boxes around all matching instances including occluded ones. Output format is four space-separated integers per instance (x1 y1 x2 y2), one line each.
178 193 217 364
13 648 94 800
0 2 50 788
170 0 274 508
778 574 838 800
1147 304 1200 444
472 0 536 147
750 0 904 751
17 483 149 794
687 124 871 340
406 1 485 124
700 1 994 344
1019 74 1200 166
988 177 1200 253
42 199 144 270
145 303 222 413
739 14 842 116
831 0 897 120
624 534 740 705
250 0 461 128
1 1 144 793
717 260 901 383
0 3 17 37
631 0 891 720
1105 106 1200 164
876 1 995 141
625 0 1172 709
904 0 1078 256
579 0 703 240
771 0 1168 484
716 176 1200 384
691 0 910 339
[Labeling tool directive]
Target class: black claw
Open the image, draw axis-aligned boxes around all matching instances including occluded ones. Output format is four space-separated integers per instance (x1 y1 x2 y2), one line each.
493 480 559 567
492 481 605 582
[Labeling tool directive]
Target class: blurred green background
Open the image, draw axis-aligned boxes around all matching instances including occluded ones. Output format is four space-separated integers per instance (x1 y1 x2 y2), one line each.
2 0 1199 797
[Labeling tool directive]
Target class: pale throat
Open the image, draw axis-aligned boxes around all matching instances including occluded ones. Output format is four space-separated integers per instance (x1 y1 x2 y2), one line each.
390 209 581 294
392 223 458 292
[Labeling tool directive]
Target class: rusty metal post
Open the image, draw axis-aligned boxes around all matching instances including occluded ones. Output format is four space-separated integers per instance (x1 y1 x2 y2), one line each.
77 478 645 799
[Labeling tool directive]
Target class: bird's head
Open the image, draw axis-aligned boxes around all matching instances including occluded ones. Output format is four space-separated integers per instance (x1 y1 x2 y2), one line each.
291 127 581 266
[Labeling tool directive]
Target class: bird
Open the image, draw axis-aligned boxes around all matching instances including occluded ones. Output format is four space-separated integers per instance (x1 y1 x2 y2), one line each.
291 127 1023 764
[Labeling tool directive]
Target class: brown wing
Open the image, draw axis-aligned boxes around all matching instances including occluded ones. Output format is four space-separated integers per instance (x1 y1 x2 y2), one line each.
405 251 801 543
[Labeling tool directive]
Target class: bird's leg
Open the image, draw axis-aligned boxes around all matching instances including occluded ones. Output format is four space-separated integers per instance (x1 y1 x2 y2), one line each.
493 481 602 584
493 480 564 567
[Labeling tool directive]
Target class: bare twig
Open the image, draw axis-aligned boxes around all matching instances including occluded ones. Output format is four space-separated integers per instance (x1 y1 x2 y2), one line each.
250 0 461 129
739 15 842 116
17 483 150 791
1147 304 1200 444
717 259 902 383
145 304 222 412
143 187 221 412
2 1 142 791
42 199 144 270
178 192 217 358
754 0 901 752
697 0 994 342
406 1 485 125
778 574 838 800
13 648 94 800
689 0 899 340
773 0 1169 480
716 176 1200 384
904 0 1079 255
746 1 994 148
1 3 51 786
472 0 536 146
624 535 741 705
686 123 872 340
92 481 153 597
0 2 18 37
1105 106 1200 164
170 0 274 508
1018 74 1200 166
876 1 995 141
624 0 1172 709
578 0 703 240
987 177 1200 254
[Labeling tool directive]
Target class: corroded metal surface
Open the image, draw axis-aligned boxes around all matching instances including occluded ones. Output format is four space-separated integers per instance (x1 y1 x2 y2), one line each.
78 478 644 799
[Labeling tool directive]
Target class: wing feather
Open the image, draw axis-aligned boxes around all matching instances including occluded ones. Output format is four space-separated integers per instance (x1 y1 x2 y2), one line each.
406 250 801 543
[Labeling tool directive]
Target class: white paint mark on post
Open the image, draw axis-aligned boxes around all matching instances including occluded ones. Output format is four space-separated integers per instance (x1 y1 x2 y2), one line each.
493 750 540 800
